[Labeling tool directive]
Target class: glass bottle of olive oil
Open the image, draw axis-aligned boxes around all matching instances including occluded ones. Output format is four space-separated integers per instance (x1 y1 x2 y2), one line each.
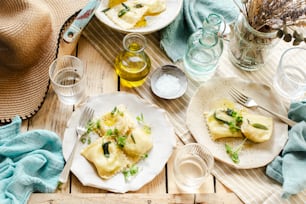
115 33 151 88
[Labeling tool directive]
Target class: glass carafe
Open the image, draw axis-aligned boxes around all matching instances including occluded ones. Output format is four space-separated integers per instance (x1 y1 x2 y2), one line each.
115 33 151 88
183 13 224 82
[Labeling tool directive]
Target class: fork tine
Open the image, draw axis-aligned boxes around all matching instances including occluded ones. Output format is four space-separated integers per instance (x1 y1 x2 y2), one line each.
231 87 248 101
229 87 247 104
79 106 94 126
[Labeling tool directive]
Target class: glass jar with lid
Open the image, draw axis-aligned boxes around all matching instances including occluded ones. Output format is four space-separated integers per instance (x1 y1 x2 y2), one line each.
115 33 151 88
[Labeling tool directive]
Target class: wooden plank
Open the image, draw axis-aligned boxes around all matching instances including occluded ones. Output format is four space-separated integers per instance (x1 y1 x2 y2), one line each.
29 193 240 204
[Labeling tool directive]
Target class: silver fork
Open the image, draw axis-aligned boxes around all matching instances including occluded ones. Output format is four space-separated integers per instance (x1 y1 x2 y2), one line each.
58 106 94 184
229 87 296 127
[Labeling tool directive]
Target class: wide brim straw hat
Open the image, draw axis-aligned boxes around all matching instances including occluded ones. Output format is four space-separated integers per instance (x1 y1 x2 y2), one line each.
0 0 88 123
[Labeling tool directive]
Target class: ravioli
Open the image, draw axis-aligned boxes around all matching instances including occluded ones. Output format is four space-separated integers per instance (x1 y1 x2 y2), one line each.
81 137 128 179
104 0 166 29
97 104 135 136
204 99 273 143
123 127 153 158
105 1 148 29
205 110 243 140
81 104 153 180
240 113 273 143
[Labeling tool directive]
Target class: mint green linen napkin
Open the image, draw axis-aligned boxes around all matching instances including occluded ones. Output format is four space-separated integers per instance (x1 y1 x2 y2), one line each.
266 101 306 199
160 0 239 62
0 116 64 204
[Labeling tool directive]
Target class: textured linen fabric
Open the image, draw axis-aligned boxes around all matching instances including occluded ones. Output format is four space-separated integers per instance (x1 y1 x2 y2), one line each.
0 116 64 204
160 0 239 62
266 101 306 199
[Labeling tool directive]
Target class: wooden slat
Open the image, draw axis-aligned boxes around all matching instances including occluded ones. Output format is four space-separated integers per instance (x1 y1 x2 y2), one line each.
29 193 240 204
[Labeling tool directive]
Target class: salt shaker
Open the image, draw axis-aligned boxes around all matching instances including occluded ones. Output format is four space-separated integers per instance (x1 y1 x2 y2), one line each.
183 13 224 83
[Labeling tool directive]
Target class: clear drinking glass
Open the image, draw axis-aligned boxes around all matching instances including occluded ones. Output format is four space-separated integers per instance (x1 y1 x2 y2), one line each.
273 47 306 101
173 143 214 192
49 55 85 105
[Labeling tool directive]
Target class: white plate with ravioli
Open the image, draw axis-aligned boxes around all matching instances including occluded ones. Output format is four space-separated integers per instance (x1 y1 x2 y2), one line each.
62 92 176 193
186 77 289 169
95 0 183 34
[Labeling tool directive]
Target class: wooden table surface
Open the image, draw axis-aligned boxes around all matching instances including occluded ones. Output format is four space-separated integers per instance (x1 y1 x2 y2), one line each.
23 32 245 204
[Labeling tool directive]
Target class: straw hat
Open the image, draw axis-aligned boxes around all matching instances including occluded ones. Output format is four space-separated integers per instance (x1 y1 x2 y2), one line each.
0 0 87 123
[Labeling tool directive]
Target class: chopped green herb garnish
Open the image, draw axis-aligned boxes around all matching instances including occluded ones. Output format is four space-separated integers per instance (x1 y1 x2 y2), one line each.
106 129 113 136
225 137 247 163
122 165 139 181
102 7 110 12
111 107 117 115
131 134 136 144
136 113 144 123
117 136 127 148
141 153 148 159
143 125 151 134
113 128 119 135
102 141 111 158
118 3 130 17
252 123 268 130
135 3 143 8
122 2 129 9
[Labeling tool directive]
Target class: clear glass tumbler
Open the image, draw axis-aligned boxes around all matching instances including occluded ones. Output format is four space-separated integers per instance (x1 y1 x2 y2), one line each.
273 47 306 101
173 143 214 192
49 55 85 105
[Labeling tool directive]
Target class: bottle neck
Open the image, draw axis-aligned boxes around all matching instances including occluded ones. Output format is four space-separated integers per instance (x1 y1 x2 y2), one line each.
199 29 218 48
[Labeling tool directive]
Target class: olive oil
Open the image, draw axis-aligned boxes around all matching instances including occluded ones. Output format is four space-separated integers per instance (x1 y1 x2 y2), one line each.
115 33 151 87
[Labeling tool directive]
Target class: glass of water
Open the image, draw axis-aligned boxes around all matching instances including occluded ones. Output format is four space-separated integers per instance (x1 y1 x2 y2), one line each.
273 47 306 101
173 143 214 192
49 55 85 105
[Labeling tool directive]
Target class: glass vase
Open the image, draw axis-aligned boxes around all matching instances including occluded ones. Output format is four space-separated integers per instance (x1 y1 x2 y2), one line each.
228 14 278 71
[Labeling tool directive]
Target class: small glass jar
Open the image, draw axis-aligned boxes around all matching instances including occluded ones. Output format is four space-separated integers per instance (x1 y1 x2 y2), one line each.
115 33 151 88
183 13 224 83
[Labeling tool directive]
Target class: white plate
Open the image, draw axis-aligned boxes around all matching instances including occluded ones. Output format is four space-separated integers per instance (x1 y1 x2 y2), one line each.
186 77 288 169
62 92 176 193
95 0 183 34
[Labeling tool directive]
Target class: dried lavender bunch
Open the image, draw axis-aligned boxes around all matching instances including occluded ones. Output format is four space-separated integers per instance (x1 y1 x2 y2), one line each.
233 0 306 45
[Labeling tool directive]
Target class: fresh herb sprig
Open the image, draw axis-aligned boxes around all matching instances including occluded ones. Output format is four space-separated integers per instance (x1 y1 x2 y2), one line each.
122 165 139 181
136 113 151 134
225 137 248 163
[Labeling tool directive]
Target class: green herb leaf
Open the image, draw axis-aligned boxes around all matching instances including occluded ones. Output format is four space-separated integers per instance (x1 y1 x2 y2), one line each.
131 134 136 144
123 165 139 181
118 3 130 17
106 129 113 136
102 7 110 13
136 113 144 123
102 141 111 158
135 3 143 8
225 138 247 164
251 123 268 130
117 136 127 148
111 107 117 115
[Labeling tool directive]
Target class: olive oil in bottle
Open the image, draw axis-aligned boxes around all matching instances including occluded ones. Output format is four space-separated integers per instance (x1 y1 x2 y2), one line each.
115 33 151 88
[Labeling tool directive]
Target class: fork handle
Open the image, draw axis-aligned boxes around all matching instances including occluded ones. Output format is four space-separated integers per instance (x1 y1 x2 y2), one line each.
258 105 297 127
58 135 81 184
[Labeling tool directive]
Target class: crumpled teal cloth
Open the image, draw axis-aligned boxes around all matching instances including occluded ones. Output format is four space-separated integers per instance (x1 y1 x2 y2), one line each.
266 100 306 199
0 116 64 204
160 0 239 62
